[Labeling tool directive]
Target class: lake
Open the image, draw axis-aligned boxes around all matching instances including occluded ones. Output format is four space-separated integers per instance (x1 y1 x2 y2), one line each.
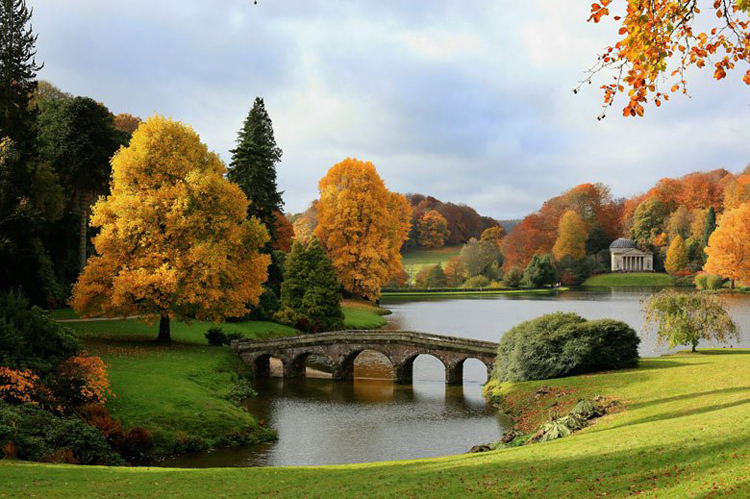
161 287 750 468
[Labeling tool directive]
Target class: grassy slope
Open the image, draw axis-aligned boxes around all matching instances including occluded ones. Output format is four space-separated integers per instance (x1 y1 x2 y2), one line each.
583 272 673 287
342 300 389 329
401 245 462 281
4 350 750 497
65 318 297 455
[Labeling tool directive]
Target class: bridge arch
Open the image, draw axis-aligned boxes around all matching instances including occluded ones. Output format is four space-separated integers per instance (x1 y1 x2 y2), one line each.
233 330 497 385
394 353 447 384
333 348 396 381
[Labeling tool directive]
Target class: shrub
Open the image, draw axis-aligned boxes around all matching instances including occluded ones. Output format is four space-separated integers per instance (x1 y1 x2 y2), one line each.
493 313 640 382
0 290 80 376
78 404 153 465
53 355 113 407
694 273 708 290
705 274 724 290
0 367 40 405
523 254 557 288
462 275 491 288
0 401 123 465
205 327 243 346
226 377 258 404
503 267 523 288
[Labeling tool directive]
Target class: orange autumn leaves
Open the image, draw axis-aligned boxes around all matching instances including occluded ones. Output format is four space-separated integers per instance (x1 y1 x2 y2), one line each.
587 0 750 116
705 202 750 284
315 158 411 301
72 117 269 324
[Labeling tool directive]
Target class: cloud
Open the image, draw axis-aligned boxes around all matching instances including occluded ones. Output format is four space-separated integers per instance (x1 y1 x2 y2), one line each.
29 0 750 220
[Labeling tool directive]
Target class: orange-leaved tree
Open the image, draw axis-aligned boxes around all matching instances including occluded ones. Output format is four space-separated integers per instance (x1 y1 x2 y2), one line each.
315 158 411 301
72 116 270 343
553 210 588 260
585 0 750 117
705 201 750 286
417 210 450 248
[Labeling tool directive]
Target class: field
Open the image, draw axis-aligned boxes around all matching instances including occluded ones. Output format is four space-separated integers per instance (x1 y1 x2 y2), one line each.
4 349 750 497
401 245 462 281
583 272 674 287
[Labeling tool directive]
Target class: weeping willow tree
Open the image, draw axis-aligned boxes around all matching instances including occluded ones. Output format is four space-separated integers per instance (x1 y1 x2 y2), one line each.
643 290 739 352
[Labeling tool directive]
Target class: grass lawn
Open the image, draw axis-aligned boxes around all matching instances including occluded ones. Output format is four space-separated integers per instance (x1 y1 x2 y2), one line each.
4 349 750 497
342 300 389 329
63 317 297 456
583 272 674 287
401 245 462 282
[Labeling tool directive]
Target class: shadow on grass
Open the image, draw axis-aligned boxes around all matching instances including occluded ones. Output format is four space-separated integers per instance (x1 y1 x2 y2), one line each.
613 395 750 431
625 385 750 411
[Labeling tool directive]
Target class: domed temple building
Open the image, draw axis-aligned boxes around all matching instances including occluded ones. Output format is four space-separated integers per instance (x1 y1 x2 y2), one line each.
609 238 654 272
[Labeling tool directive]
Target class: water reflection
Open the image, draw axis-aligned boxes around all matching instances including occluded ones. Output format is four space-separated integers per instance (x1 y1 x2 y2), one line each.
160 376 506 468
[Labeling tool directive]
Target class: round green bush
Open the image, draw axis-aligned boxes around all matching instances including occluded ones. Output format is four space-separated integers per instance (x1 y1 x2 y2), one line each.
493 313 640 382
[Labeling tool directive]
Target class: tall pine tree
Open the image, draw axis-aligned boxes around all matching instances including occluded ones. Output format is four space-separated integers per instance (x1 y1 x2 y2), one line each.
0 0 42 147
227 97 283 241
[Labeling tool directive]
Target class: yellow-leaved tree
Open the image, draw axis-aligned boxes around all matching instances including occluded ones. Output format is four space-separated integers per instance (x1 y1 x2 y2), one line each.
72 116 270 342
665 235 689 274
705 202 750 287
552 210 588 260
315 158 411 301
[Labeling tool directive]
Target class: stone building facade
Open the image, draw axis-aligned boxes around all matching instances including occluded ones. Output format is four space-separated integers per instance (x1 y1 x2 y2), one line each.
609 238 653 272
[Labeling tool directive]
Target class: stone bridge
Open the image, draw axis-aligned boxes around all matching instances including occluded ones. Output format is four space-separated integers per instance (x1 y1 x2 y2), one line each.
231 330 498 384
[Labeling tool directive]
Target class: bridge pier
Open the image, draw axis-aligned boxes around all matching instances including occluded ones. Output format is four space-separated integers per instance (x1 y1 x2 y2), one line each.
283 355 306 378
445 362 463 385
394 360 414 384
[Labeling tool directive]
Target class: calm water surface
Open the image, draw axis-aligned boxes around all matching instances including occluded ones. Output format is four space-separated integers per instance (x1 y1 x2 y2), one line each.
162 287 750 468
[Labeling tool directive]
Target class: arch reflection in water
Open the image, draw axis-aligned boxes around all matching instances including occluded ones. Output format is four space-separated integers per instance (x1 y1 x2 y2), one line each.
159 376 508 468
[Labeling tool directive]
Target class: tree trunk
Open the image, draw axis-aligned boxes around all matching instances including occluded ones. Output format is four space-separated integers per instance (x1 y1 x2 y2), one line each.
692 341 697 352
156 315 171 343
79 197 88 274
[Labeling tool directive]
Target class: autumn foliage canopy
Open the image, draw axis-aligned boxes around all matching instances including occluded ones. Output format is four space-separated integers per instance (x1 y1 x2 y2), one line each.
72 117 270 336
315 158 411 301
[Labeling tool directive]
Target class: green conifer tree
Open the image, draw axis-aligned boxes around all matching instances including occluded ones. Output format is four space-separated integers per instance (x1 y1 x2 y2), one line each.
278 238 343 333
703 206 717 248
227 97 283 240
0 0 42 146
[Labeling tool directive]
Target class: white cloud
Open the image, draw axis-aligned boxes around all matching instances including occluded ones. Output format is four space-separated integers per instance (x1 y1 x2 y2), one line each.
28 0 750 219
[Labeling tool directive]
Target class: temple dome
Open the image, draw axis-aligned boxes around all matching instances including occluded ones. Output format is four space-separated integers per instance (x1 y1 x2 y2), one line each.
609 238 637 249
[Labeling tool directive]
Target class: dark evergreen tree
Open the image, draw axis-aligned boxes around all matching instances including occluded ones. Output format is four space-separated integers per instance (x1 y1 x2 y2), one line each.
37 96 123 273
227 97 283 241
523 254 557 288
585 223 611 254
703 206 717 248
0 0 42 147
278 238 343 333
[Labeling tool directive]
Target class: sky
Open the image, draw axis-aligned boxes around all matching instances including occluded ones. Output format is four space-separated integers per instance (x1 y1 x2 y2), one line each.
29 0 750 220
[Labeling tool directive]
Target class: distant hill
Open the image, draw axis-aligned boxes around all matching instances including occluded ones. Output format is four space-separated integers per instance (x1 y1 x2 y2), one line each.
496 219 522 233
404 193 500 248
